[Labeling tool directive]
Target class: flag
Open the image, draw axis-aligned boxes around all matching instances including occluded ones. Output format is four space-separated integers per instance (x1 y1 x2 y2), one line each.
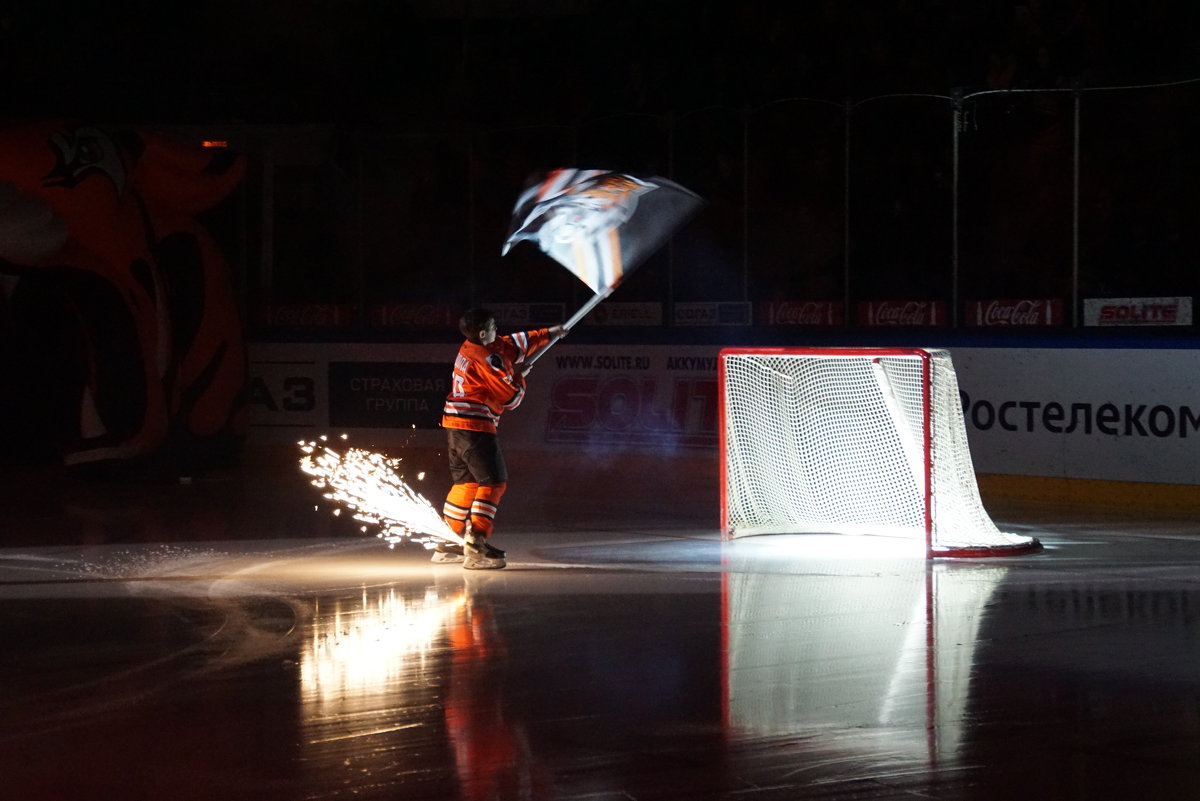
502 168 702 295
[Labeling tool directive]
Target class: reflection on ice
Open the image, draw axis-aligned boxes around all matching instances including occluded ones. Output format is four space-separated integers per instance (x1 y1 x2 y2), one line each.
297 581 556 799
297 583 464 796
723 535 1008 764
301 584 464 716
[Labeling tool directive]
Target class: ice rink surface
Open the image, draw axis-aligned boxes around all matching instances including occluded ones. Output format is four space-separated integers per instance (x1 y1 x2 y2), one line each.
2 456 1199 800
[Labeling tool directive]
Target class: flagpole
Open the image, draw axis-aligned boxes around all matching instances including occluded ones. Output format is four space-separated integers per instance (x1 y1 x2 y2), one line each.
563 289 609 329
522 289 609 369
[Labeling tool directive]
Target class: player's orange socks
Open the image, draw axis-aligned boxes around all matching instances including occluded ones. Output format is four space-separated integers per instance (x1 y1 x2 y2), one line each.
443 482 478 536
469 483 507 538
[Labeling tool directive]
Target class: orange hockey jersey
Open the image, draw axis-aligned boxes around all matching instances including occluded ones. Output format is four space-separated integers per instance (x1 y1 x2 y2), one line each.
441 328 555 434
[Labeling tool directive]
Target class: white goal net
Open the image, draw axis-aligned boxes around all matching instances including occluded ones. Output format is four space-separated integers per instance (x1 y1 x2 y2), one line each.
719 347 1040 557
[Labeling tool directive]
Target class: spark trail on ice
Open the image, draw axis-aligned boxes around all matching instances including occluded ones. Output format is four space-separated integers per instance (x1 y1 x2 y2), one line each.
298 436 463 549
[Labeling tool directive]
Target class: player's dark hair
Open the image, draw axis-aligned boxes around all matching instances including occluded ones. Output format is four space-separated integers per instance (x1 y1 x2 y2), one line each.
459 308 494 343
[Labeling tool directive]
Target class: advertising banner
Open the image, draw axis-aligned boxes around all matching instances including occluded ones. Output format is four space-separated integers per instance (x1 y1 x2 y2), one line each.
954 347 1200 485
578 302 663 327
673 302 752 326
249 341 720 454
367 303 456 328
328 361 448 429
856 300 947 327
538 345 719 450
249 342 1200 487
258 303 355 328
483 302 567 329
1082 296 1192 326
757 300 845 326
964 299 1063 327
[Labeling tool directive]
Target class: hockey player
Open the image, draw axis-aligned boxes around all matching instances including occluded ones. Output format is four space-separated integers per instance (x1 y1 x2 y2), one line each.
437 308 565 569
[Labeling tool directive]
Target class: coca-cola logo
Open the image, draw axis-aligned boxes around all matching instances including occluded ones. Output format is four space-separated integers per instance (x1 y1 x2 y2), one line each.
762 301 841 326
865 301 940 326
980 299 1055 326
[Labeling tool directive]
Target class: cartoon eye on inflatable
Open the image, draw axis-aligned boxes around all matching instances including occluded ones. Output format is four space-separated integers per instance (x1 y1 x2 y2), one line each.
45 126 128 193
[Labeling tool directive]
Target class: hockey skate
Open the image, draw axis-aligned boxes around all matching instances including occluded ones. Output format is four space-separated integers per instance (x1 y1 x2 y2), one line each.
463 534 506 570
431 541 464 563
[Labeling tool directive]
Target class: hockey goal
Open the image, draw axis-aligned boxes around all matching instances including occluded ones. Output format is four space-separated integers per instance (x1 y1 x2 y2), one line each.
719 347 1040 557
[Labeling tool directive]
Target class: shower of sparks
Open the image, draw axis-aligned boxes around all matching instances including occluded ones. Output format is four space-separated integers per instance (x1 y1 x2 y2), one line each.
298 436 462 549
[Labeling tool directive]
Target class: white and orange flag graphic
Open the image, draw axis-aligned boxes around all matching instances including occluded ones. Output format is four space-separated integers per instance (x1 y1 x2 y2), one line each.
502 168 702 296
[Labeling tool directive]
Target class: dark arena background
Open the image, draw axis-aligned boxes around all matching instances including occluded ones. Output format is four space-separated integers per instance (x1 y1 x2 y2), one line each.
3 3 1200 800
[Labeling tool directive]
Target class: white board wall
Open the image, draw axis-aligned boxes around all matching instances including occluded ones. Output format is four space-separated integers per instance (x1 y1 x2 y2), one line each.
249 342 1200 487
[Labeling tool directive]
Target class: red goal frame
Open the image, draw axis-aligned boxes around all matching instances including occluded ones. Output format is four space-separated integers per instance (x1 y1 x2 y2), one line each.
718 346 1040 558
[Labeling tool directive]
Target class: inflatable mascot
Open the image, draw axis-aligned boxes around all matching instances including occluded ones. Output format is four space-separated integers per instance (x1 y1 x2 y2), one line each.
0 121 247 473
